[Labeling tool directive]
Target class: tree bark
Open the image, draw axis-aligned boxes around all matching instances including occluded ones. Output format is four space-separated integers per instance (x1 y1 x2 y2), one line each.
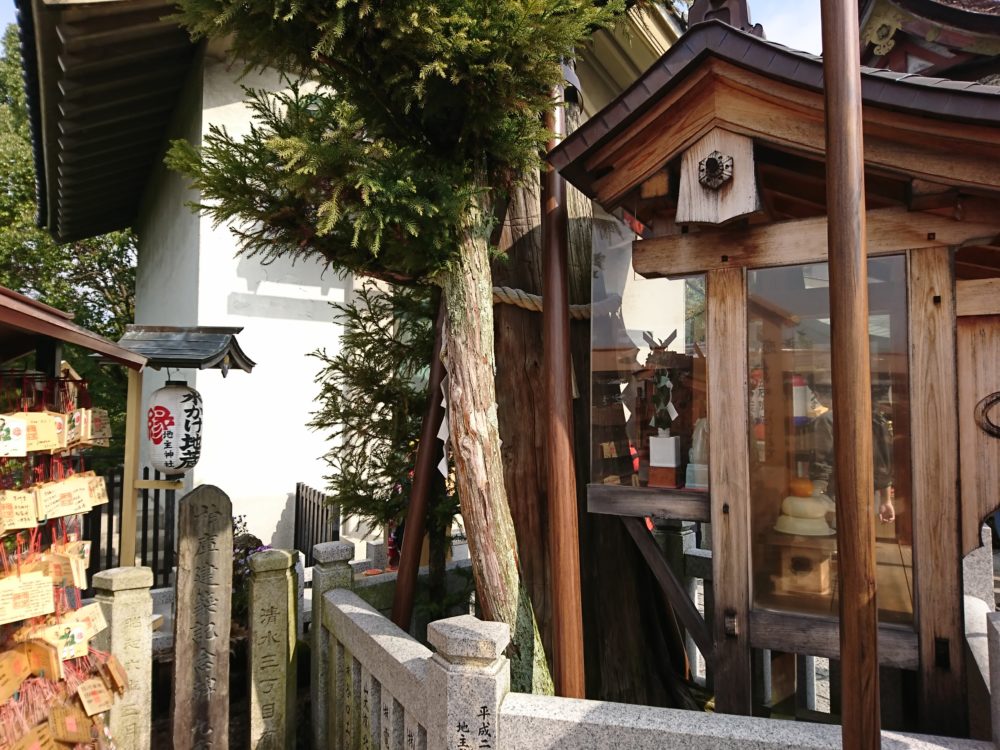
492 181 552 662
440 193 554 695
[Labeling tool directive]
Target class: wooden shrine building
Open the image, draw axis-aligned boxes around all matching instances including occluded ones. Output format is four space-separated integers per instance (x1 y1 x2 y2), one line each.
550 18 1000 736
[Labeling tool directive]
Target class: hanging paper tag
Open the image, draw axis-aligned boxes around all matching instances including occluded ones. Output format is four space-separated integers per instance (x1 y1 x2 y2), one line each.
10 724 57 750
23 639 63 680
22 602 107 660
49 705 94 744
77 677 115 716
84 473 109 508
35 478 89 520
0 571 55 625
20 412 61 452
666 400 679 422
89 409 111 440
100 655 129 694
0 488 39 532
66 408 89 448
0 414 27 457
0 649 32 703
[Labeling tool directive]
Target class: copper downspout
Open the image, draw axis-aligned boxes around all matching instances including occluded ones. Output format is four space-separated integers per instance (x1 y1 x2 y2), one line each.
543 88 586 697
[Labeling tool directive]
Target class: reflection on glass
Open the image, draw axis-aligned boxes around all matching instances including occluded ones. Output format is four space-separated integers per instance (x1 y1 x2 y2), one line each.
749 256 913 624
590 216 707 489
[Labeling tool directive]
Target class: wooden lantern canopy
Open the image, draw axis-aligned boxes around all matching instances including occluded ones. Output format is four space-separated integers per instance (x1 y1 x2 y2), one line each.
550 19 1000 736
113 326 255 566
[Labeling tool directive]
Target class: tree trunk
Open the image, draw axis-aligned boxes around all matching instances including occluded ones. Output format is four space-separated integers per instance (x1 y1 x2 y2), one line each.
492 180 552 662
440 193 554 695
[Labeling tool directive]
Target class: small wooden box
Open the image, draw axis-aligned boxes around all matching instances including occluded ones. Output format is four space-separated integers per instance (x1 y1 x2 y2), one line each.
776 545 832 596
648 466 682 489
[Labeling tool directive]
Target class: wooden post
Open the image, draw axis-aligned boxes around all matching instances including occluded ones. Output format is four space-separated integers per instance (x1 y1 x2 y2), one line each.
543 90 585 698
707 266 752 714
820 0 881 746
120 366 143 568
390 303 447 630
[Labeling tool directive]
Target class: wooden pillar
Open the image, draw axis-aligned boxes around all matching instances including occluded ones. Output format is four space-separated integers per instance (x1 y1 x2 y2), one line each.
707 266 752 714
820 0 881 745
391 303 447 630
120 367 143 567
543 90 585 697
909 247 964 734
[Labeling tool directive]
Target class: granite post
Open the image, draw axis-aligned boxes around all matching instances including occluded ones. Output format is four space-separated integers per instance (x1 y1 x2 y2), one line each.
425 615 510 750
987 611 1000 745
171 485 234 750
311 541 355 750
249 549 298 750
92 566 154 750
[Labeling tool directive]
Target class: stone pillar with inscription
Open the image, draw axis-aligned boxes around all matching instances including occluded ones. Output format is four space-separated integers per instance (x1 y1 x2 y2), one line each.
93 566 154 750
171 485 234 750
248 549 298 750
311 540 354 750
425 615 510 750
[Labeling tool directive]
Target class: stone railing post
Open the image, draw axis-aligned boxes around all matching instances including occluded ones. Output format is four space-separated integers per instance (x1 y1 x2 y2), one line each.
986 611 1000 746
92 566 154 750
249 549 298 750
426 615 511 750
311 540 355 750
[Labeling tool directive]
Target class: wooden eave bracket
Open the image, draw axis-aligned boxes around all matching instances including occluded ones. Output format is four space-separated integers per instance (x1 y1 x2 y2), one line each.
631 205 1000 279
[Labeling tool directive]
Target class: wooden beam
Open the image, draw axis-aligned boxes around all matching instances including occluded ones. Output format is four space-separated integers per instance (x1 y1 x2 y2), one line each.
119 367 143 567
587 484 710 522
959 317 1000 556
633 207 1000 278
542 94 585 698
134 479 184 492
749 612 918 670
909 247 966 734
589 58 1000 207
957 278 1000 317
706 266 752 714
821 0 880 744
621 516 714 661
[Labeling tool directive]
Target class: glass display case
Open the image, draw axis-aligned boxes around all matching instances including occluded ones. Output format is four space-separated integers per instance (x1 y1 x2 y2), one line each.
748 256 913 624
590 218 707 490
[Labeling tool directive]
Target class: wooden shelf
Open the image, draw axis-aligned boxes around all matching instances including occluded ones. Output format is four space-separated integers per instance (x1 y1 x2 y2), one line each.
587 483 710 522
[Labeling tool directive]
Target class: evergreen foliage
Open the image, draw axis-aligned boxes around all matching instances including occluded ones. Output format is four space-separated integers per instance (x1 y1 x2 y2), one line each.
1 25 136 458
309 284 456 533
167 0 629 694
165 0 624 281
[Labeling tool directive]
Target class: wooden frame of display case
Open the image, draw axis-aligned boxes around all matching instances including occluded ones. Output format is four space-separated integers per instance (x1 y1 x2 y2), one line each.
555 18 1000 735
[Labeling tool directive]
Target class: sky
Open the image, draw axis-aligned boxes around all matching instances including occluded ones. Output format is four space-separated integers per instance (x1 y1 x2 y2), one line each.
0 1 824 54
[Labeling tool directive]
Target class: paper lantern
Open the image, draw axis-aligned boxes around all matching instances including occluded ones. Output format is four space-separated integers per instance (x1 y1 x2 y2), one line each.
146 381 203 475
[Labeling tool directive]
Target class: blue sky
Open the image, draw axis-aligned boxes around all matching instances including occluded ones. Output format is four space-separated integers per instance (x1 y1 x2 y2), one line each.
0 1 822 57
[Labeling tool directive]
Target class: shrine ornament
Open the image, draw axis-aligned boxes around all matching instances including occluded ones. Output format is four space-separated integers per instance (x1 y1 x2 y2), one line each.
146 381 204 475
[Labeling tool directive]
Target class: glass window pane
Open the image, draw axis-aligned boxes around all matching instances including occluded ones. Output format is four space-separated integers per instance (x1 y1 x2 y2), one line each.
748 256 913 624
590 217 707 489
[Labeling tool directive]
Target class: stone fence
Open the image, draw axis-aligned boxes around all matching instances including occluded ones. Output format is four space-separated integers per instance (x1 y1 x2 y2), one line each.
86 535 1000 749
315 539 996 750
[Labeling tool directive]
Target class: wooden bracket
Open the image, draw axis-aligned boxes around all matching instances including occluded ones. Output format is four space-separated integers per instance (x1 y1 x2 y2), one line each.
134 479 184 491
621 516 714 662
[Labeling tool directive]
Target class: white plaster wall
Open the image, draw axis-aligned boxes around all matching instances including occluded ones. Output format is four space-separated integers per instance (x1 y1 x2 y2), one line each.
134 56 349 548
134 53 204 470
190 59 349 548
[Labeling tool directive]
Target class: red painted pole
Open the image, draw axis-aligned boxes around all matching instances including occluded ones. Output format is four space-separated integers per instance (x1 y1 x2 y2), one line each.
390 303 447 630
